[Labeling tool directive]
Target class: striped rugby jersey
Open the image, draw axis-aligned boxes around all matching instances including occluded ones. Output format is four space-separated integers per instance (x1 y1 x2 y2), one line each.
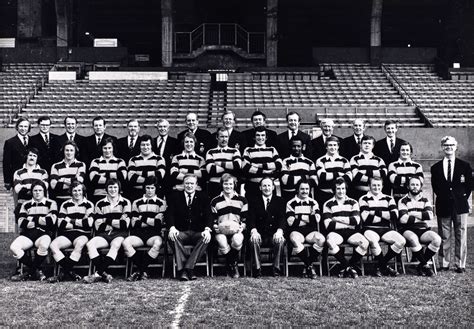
350 153 387 192
13 165 48 204
323 196 360 231
131 196 167 232
94 196 131 233
89 156 127 196
58 198 94 233
170 152 205 190
316 154 352 193
18 198 58 232
285 196 320 229
359 192 398 229
206 147 242 183
50 160 86 200
128 153 166 189
211 192 248 227
281 155 317 193
398 194 433 229
242 146 282 183
388 160 424 200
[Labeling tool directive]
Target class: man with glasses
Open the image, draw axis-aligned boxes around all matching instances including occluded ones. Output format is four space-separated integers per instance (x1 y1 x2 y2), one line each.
29 116 57 172
431 136 472 273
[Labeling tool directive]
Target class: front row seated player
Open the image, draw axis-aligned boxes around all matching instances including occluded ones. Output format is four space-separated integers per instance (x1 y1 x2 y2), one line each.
48 181 94 283
122 176 167 281
398 176 441 277
248 177 286 278
323 177 369 278
167 174 212 282
359 177 405 277
211 173 248 279
10 180 58 281
82 178 131 283
286 179 325 279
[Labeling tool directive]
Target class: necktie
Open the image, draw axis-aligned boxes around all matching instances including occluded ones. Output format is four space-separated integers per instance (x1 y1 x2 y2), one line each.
23 136 28 147
265 197 270 210
129 137 134 150
291 131 296 138
187 193 192 206
356 136 360 145
97 137 101 146
157 137 164 156
44 134 49 146
447 160 452 183
390 139 395 153
69 135 73 142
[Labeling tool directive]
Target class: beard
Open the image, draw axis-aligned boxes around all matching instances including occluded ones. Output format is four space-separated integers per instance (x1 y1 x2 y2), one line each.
409 189 422 196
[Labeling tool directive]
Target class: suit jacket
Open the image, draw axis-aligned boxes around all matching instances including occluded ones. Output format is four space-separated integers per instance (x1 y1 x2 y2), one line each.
116 135 142 164
310 134 341 162
29 132 58 172
82 133 117 167
211 129 247 153
243 128 278 149
248 195 286 236
153 135 179 167
166 190 212 232
2 135 29 186
276 130 312 159
431 158 472 217
50 133 86 164
340 135 362 161
374 137 407 168
177 128 213 158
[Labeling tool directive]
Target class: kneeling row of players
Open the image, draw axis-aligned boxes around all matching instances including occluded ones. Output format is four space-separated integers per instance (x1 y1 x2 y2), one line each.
9 172 440 283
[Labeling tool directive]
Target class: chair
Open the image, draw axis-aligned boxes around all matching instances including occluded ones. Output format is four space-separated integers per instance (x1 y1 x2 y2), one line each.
325 243 365 277
171 245 210 278
362 241 400 275
53 248 93 277
249 243 286 277
399 245 437 275
128 245 168 278
209 244 247 277
284 243 323 277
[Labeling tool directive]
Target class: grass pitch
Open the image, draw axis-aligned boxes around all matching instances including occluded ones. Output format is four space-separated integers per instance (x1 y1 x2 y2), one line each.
0 231 473 327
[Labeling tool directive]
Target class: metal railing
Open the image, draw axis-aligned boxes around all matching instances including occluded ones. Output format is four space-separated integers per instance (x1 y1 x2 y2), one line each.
174 23 265 55
381 64 433 127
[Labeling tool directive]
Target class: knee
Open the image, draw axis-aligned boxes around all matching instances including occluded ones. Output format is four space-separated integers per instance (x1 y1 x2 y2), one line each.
152 238 163 250
74 237 88 249
358 237 369 251
110 240 122 250
432 234 442 248
122 238 133 251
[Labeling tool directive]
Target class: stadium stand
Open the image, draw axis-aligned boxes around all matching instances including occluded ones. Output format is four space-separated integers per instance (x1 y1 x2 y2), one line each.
19 78 211 128
226 64 427 128
0 63 53 126
384 64 474 127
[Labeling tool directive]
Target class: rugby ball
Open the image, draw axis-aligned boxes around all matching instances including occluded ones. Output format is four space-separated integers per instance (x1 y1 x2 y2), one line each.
218 220 240 235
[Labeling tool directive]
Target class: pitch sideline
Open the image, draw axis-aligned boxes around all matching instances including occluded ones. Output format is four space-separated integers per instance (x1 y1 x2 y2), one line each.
170 282 192 328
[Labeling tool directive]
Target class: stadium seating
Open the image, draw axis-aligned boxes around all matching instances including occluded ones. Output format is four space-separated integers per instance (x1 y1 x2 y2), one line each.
226 64 426 128
23 79 211 128
0 63 53 126
384 64 474 127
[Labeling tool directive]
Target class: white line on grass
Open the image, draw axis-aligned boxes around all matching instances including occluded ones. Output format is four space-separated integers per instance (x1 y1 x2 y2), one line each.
170 282 192 329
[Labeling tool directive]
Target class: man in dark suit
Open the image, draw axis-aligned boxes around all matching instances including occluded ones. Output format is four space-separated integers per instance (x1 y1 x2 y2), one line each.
310 118 341 162
3 117 31 191
431 136 472 273
374 120 407 194
276 111 312 159
177 112 212 158
167 174 212 281
116 119 141 164
211 110 247 153
50 116 85 164
29 116 58 173
340 119 366 161
243 111 278 149
247 177 286 277
81 116 117 168
153 119 178 195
